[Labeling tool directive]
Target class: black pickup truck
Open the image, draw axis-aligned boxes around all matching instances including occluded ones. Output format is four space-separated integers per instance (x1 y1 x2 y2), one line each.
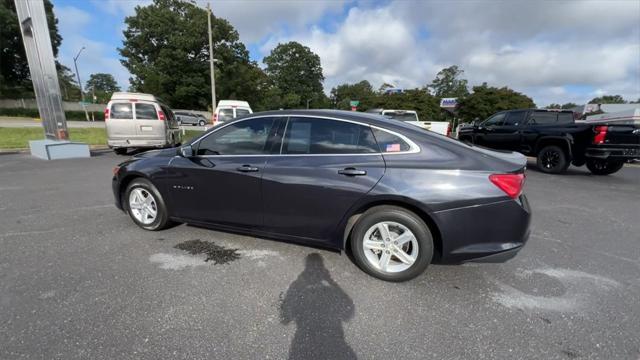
457 109 640 175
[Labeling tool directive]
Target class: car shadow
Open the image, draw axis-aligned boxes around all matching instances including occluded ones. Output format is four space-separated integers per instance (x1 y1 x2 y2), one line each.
280 253 357 360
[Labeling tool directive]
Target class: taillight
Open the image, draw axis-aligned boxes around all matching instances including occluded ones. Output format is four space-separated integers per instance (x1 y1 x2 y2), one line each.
446 123 452 137
593 125 608 144
489 173 525 199
157 111 165 121
104 108 109 121
212 113 217 125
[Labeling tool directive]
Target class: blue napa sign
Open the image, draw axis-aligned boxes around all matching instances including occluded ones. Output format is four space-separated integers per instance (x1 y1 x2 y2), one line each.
440 98 458 108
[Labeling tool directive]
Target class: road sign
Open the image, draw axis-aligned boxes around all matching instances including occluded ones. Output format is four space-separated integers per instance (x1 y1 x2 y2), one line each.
440 98 458 108
349 100 360 107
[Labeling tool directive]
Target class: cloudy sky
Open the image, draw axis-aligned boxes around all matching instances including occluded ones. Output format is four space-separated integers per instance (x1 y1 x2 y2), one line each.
52 0 640 107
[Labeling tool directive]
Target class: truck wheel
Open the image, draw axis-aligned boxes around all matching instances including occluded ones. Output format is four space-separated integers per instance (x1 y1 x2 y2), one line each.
536 145 569 174
586 159 624 175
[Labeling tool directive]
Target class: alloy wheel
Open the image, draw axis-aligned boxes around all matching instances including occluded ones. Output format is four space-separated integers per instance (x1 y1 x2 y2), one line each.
128 188 158 225
362 221 419 273
542 149 560 169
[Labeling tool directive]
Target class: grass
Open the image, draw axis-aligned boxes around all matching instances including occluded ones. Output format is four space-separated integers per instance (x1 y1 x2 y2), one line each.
0 127 206 149
0 127 107 149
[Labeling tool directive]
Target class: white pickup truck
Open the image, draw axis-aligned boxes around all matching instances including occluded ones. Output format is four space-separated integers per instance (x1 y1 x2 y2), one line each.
381 110 451 136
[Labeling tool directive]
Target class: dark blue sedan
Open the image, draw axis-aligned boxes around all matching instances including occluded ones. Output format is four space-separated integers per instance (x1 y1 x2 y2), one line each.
112 110 531 281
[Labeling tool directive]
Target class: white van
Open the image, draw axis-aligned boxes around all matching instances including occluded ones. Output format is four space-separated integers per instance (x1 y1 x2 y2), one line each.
105 92 181 154
381 109 451 136
213 100 252 124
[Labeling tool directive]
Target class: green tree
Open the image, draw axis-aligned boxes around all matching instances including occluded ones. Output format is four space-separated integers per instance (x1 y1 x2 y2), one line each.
57 64 81 101
547 102 578 109
428 65 469 99
457 83 535 121
119 0 260 109
373 88 443 121
86 73 121 103
588 95 626 104
330 80 375 110
263 41 325 109
0 0 62 98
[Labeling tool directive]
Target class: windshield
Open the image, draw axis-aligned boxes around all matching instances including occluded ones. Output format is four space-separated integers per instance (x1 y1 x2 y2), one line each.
384 112 418 122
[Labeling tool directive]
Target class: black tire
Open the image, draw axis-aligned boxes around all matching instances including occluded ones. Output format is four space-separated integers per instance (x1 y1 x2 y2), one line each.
536 145 569 174
350 206 433 282
114 148 128 155
124 178 172 231
586 159 624 175
198 120 206 126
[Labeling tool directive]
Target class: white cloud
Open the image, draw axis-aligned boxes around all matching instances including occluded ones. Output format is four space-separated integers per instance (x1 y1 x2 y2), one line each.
55 6 130 91
205 0 346 43
257 0 640 106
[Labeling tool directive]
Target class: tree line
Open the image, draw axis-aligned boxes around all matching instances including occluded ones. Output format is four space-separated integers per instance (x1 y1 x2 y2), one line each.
1 0 637 122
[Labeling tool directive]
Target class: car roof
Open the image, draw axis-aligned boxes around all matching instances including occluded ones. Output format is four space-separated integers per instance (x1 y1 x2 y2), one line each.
246 109 424 133
217 100 251 108
110 92 158 102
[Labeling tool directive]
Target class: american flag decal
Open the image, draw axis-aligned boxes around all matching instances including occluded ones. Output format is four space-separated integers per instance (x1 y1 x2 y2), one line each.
386 143 401 152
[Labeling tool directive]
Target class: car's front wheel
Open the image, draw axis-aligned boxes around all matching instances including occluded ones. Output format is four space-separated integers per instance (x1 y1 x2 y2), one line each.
350 206 433 282
124 178 172 231
586 159 624 175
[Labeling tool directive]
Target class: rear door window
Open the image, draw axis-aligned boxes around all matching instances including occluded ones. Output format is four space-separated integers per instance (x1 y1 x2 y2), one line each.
529 112 558 125
110 103 133 119
218 108 234 122
236 108 251 117
557 112 574 124
135 103 158 120
282 117 379 154
372 128 411 153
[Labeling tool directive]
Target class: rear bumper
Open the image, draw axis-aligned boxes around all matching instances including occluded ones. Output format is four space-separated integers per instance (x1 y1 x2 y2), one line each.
108 138 168 148
586 146 640 161
433 195 531 264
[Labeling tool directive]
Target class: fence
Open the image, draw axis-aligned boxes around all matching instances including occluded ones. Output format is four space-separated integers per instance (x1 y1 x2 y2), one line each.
0 98 106 112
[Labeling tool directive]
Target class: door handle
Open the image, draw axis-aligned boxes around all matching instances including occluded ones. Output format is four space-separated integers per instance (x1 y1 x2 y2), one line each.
237 165 259 172
338 168 367 176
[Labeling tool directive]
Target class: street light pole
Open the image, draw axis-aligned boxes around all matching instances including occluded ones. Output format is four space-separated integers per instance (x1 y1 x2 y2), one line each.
207 2 216 114
73 46 90 121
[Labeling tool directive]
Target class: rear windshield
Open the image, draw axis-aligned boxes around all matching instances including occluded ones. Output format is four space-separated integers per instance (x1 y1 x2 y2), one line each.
110 103 132 119
135 103 158 120
384 112 418 122
236 108 251 117
218 108 234 121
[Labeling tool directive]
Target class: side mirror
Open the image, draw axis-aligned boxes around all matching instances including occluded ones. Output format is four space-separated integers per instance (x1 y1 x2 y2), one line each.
179 145 194 157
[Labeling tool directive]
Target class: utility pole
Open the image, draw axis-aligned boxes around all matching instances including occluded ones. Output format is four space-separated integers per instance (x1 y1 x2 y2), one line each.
207 2 216 113
73 46 90 121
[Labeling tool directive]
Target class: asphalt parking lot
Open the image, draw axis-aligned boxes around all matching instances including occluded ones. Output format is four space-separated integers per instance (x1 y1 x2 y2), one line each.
1 152 639 359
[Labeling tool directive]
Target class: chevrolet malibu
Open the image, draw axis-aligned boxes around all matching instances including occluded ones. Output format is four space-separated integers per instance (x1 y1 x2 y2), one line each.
112 110 531 281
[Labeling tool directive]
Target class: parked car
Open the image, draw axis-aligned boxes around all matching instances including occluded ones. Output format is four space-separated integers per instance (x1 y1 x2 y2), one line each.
381 109 451 136
174 111 208 126
105 92 181 155
457 109 640 175
213 100 252 124
112 110 531 282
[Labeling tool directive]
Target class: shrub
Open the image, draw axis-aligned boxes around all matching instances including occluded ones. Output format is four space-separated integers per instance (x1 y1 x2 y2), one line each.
0 108 104 121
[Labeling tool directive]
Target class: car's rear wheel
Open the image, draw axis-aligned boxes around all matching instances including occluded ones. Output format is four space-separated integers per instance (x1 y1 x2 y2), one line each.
536 145 569 174
124 178 172 231
586 159 624 175
198 120 206 126
350 206 433 282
